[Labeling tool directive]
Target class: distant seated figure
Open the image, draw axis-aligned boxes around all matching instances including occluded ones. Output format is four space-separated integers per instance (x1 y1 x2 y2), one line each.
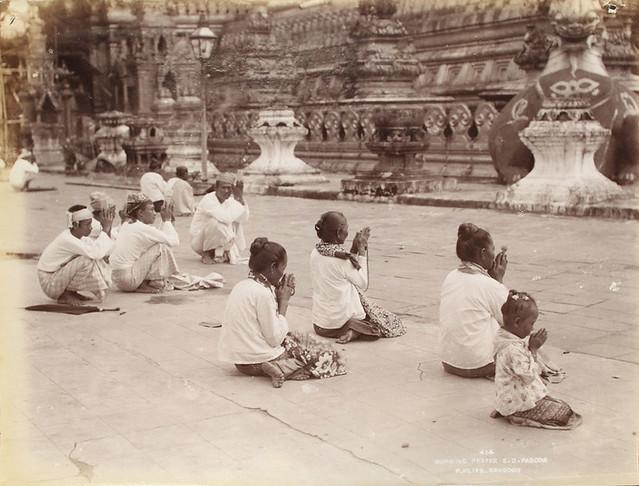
190 173 249 264
140 157 171 213
110 193 179 293
89 191 119 241
9 149 39 191
167 166 195 216
37 205 114 305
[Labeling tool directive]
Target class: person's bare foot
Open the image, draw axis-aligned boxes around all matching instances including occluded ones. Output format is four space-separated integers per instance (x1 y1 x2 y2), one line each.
202 254 215 264
336 329 361 344
57 290 85 306
261 362 285 388
136 282 162 293
146 279 166 289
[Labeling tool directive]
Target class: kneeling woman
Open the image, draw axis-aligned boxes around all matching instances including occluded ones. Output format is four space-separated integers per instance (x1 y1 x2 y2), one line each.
439 223 508 378
110 193 179 293
218 237 346 388
310 211 405 344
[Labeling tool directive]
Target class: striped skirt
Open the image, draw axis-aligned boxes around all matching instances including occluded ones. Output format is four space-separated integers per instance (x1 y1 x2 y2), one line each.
112 243 179 292
38 256 111 300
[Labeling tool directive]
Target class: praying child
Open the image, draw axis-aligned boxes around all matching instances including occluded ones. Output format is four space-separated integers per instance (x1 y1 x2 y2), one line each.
491 290 582 430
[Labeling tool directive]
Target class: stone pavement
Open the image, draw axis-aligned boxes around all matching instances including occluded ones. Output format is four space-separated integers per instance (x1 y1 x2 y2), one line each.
56 169 639 220
0 174 638 485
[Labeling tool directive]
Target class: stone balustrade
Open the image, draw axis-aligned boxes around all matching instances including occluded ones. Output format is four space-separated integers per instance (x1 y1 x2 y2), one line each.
209 100 499 181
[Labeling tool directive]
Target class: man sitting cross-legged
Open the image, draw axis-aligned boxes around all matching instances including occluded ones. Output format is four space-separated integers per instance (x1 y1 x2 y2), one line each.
37 205 114 305
190 173 249 264
110 193 179 293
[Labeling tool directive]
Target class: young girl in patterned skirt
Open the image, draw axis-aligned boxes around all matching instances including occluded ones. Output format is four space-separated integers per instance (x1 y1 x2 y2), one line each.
492 290 582 429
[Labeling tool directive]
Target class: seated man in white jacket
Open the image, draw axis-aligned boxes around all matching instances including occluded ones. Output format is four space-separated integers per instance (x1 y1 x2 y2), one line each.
37 205 114 305
190 173 249 264
110 192 179 293
140 156 172 213
167 166 195 216
9 149 39 191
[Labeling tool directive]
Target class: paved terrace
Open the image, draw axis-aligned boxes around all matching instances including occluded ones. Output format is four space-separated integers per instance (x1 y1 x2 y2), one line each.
1 174 638 485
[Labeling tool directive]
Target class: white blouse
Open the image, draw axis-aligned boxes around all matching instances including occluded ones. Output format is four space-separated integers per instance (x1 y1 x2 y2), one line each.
439 266 509 369
218 279 288 364
310 249 368 329
110 220 179 270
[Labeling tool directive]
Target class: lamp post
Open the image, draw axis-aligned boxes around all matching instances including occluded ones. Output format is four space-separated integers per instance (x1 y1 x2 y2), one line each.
189 14 217 181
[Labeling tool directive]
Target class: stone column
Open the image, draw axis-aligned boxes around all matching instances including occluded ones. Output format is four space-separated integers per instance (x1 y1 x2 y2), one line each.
241 108 327 192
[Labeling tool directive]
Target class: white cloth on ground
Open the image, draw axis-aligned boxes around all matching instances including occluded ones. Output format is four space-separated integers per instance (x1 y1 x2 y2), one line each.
168 271 225 290
167 177 195 215
110 220 179 270
9 158 39 190
140 171 172 202
190 194 248 262
439 265 509 369
310 249 368 329
218 279 288 364
37 229 113 273
494 327 548 416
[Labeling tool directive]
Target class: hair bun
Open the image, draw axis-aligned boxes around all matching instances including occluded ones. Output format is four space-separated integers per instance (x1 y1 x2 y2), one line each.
250 237 269 256
457 223 478 239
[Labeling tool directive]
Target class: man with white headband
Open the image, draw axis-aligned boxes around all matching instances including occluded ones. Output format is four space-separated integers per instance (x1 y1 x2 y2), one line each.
190 172 249 264
37 204 114 305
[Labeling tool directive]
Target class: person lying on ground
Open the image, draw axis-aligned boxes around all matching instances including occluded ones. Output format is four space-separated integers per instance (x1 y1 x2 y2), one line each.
190 173 248 264
439 223 508 378
9 149 39 192
310 211 405 344
110 193 179 293
218 237 346 388
37 205 114 305
167 166 195 216
491 290 582 429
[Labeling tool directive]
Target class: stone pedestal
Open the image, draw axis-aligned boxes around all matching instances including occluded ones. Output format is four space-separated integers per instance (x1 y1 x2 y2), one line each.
93 111 130 172
241 108 326 192
340 108 454 199
497 120 624 208
31 123 64 166
164 94 219 178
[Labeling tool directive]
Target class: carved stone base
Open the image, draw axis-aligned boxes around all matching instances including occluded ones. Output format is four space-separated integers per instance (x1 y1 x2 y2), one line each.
341 175 457 198
497 120 625 208
242 173 328 194
496 176 625 208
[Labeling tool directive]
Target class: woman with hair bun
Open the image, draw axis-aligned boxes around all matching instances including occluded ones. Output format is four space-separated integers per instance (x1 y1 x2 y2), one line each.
310 211 405 344
218 237 346 388
439 223 509 378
